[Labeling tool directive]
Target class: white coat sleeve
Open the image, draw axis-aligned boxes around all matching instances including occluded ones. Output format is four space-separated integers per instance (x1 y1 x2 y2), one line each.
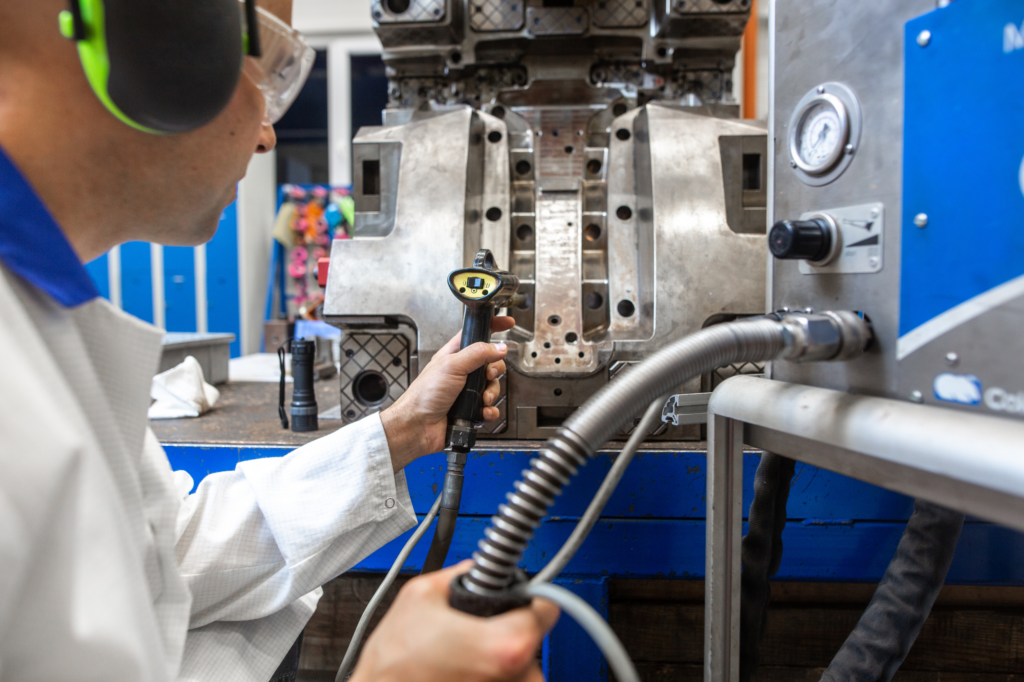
174 413 417 627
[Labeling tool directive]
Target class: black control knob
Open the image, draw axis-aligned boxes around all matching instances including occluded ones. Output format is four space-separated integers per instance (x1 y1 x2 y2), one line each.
768 219 832 261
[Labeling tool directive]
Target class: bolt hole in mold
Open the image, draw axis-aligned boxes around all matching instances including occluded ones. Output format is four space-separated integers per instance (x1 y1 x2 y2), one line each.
616 206 632 220
491 105 505 119
554 388 563 396
586 159 602 174
585 291 604 309
385 0 409 12
515 160 532 175
548 315 562 326
584 224 601 242
565 332 578 343
612 102 627 116
544 342 552 349
487 130 502 143
617 300 636 317
564 146 574 154
486 207 502 221
516 224 533 241
615 128 631 141
353 370 389 406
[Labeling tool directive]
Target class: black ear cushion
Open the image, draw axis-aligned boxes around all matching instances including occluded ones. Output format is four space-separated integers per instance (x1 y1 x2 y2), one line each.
104 0 244 133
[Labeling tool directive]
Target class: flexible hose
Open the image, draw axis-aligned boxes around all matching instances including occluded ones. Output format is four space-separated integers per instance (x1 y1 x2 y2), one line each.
524 582 640 682
335 494 443 682
739 452 796 682
531 394 672 585
820 500 965 682
466 319 790 594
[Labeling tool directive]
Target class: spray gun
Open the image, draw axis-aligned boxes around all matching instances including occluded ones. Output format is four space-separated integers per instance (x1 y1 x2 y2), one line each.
420 249 520 574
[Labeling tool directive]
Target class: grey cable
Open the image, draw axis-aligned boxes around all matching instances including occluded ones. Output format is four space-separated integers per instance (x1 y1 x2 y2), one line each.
531 393 672 585
524 582 640 682
335 494 443 682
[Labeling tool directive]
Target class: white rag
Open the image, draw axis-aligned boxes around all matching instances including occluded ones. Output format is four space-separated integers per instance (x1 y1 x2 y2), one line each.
149 355 221 419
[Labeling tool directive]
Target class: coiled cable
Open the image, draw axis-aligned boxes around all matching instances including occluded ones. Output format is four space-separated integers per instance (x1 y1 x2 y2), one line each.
531 394 671 585
466 318 791 595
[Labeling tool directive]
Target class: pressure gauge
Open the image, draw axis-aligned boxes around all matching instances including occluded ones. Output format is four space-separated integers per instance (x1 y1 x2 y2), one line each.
787 83 862 186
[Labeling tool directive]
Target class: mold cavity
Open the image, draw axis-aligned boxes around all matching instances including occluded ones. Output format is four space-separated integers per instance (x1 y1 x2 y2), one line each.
742 153 761 190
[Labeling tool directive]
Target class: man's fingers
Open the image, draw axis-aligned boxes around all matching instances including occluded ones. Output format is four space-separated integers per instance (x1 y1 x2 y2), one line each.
491 315 515 333
445 342 508 377
514 662 547 682
529 597 561 632
486 359 507 381
435 316 511 360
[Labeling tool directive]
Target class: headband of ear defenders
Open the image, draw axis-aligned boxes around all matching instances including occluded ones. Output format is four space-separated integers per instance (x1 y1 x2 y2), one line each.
59 0 261 134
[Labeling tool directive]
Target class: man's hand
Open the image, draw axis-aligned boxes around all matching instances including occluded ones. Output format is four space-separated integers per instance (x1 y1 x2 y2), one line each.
350 561 559 682
380 316 515 471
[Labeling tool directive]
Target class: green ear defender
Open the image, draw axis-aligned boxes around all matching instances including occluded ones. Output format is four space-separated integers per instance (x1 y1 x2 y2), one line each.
58 0 261 134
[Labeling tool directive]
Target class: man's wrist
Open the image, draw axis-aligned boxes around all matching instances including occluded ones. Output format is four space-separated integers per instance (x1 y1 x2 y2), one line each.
379 407 424 472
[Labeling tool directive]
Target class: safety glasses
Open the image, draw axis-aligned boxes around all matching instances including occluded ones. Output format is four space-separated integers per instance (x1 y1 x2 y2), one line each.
240 1 315 125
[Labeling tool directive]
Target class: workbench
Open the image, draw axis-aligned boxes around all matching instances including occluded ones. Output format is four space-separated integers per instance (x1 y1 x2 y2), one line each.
155 381 1024 681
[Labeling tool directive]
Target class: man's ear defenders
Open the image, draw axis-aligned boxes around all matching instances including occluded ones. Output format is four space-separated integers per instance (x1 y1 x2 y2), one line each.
58 0 261 135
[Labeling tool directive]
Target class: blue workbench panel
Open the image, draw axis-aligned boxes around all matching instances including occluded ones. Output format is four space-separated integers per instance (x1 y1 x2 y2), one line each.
163 444 1024 583
354 516 1024 584
164 446 915 521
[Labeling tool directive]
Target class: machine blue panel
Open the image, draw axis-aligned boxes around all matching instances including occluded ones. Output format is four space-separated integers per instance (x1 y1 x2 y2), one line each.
160 444 1024 583
121 241 154 323
166 446 915 521
900 0 1024 334
206 202 241 356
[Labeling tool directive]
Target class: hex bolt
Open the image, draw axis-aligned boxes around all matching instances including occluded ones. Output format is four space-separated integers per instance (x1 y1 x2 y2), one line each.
917 30 931 47
914 213 929 228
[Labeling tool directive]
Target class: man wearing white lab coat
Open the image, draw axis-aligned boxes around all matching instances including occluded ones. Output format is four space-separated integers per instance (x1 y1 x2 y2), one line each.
0 1 557 681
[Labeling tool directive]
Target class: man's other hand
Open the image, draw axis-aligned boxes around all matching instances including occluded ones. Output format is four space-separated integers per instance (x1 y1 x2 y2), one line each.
350 561 559 682
380 316 515 471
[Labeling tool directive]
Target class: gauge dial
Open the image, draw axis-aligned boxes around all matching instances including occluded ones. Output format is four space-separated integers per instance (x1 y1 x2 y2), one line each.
789 93 849 175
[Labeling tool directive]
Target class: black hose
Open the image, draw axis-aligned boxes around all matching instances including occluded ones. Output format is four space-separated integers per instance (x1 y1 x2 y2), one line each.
740 452 796 682
821 500 964 682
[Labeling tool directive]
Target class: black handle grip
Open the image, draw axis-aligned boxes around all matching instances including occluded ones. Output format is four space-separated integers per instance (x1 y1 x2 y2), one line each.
447 305 495 426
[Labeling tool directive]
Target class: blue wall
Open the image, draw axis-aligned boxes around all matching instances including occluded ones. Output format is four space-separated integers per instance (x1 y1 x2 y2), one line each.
84 202 242 356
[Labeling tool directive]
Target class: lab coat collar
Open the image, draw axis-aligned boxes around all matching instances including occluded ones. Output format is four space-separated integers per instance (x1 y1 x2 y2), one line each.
0 144 99 307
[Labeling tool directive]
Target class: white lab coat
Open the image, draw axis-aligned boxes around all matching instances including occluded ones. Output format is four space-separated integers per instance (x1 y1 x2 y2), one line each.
0 265 417 681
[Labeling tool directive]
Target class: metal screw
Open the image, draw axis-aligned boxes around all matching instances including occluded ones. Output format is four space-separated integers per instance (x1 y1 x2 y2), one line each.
910 390 924 403
816 85 826 94
871 207 880 218
845 143 855 155
790 160 798 168
946 352 959 366
869 256 879 267
917 30 931 47
914 213 929 228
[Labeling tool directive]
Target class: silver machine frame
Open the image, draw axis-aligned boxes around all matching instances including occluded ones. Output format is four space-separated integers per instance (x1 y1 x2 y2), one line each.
704 376 1024 682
